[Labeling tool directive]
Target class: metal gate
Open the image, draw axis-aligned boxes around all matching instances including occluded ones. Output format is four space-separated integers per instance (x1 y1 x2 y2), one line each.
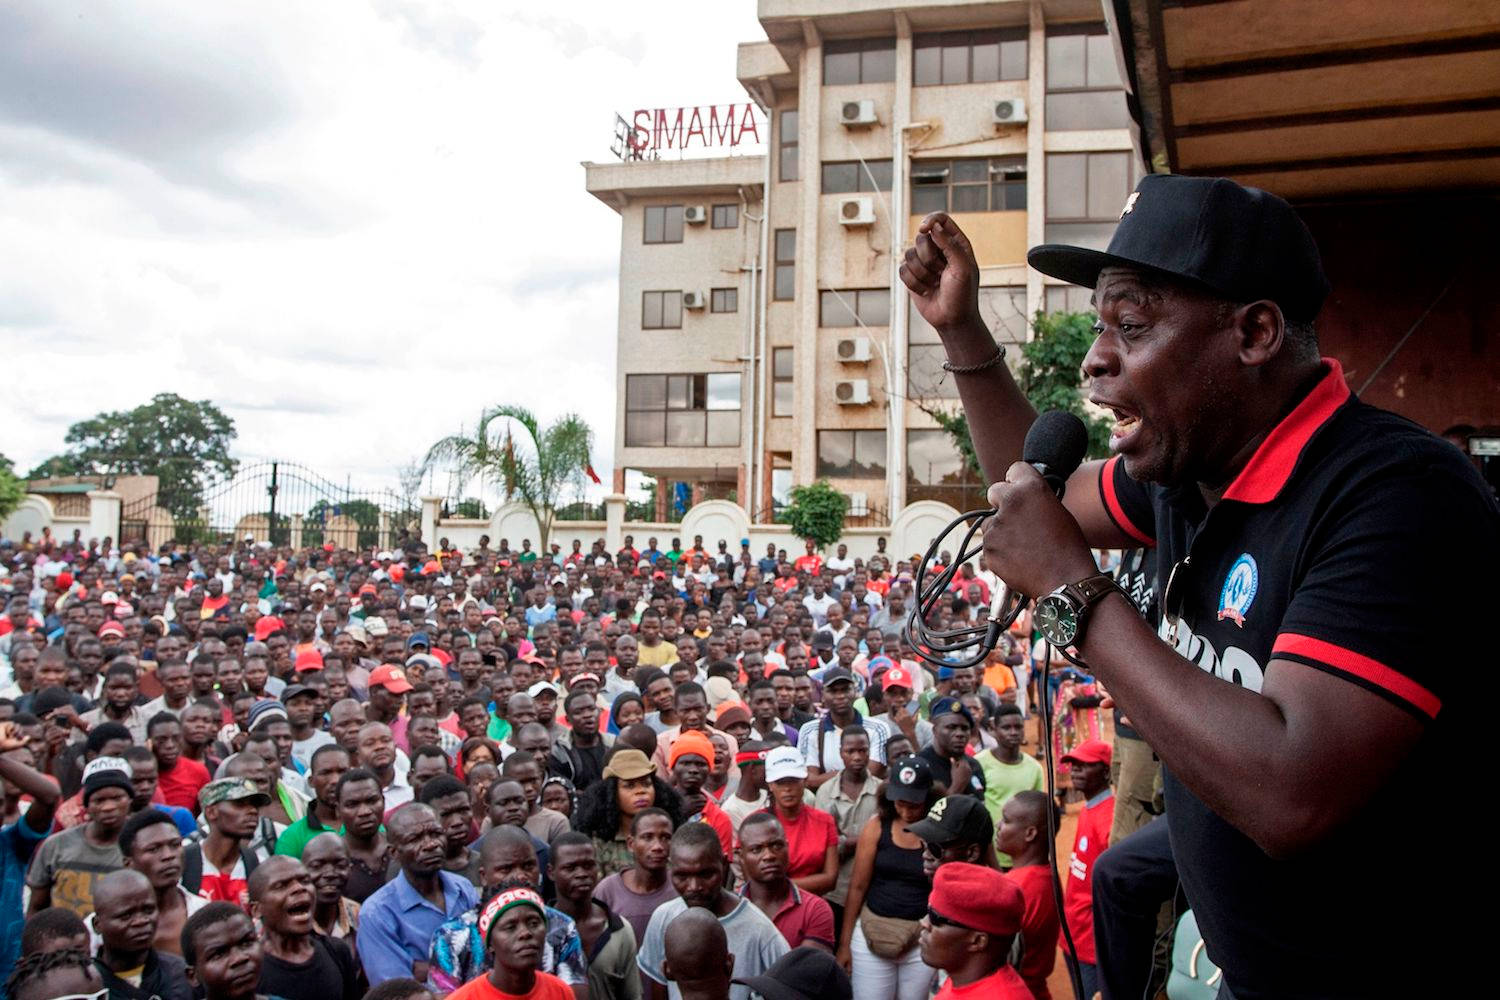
119 462 417 551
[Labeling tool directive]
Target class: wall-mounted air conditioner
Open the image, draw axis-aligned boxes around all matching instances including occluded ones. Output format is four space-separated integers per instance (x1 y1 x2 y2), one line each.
837 338 871 362
835 379 871 405
840 99 877 126
993 98 1027 125
839 196 875 227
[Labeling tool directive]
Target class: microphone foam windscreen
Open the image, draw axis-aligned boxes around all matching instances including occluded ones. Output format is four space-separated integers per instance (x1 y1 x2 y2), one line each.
1022 410 1089 479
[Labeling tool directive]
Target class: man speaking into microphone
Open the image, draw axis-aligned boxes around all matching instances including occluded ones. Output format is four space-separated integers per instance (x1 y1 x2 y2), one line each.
899 174 1494 999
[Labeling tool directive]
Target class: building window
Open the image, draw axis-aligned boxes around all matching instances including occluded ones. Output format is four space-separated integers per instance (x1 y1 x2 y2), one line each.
710 288 738 313
1044 151 1140 248
817 429 887 478
823 37 896 85
643 205 684 244
773 229 796 300
822 159 893 194
910 157 1026 215
779 109 799 182
772 348 794 417
642 290 683 329
908 289 1024 399
820 289 891 327
914 29 1027 86
1045 285 1094 315
625 373 741 447
908 429 986 510
711 204 739 229
1045 24 1129 131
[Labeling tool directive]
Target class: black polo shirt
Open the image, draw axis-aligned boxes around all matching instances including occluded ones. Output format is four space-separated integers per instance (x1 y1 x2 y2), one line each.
1099 359 1495 999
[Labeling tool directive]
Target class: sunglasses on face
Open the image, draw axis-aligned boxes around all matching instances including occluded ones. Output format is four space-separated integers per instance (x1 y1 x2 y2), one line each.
927 907 977 931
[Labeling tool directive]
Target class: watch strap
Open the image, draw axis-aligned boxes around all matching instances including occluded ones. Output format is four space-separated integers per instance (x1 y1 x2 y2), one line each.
1064 573 1129 609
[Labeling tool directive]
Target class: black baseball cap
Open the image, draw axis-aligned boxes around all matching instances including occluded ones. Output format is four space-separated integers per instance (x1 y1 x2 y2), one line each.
736 946 852 1000
906 794 994 847
821 666 855 687
885 754 934 803
1028 174 1330 322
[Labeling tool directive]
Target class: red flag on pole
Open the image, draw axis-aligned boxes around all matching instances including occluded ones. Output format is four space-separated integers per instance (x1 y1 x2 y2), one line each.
585 464 601 485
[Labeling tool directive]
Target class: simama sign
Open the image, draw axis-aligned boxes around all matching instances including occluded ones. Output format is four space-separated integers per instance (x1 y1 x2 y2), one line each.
612 103 763 161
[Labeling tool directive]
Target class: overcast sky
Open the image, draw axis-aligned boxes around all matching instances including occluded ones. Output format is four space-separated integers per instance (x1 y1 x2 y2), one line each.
0 0 766 501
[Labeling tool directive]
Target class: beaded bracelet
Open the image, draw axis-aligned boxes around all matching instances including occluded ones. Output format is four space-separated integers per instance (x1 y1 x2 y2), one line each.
940 344 1007 374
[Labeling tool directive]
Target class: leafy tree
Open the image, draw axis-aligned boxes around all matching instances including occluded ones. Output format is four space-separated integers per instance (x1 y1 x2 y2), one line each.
28 393 237 518
425 405 594 552
919 310 1110 485
0 453 25 522
784 480 848 548
625 475 657 522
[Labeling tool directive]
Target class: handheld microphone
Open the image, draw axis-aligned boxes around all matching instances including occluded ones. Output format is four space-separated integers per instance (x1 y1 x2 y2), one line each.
906 410 1089 668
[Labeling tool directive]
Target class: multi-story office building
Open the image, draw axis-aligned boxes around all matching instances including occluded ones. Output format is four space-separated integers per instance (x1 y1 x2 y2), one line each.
585 1 1140 524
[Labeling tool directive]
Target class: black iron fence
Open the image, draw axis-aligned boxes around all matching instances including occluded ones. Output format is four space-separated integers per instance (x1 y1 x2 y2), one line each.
119 461 416 550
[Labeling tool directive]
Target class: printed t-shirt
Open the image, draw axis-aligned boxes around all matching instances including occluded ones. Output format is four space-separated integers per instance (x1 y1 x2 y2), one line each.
933 964 1034 1000
1004 863 1059 998
446 970 574 1000
1062 790 1113 964
24 824 123 917
199 851 251 908
765 805 837 880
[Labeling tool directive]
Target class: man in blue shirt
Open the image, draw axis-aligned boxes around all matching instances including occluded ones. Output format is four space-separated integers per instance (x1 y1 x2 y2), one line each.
356 801 478 987
1 720 64 985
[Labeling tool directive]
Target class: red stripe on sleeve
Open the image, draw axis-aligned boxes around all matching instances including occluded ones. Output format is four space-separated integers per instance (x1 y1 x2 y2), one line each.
1273 632 1441 720
1099 455 1154 547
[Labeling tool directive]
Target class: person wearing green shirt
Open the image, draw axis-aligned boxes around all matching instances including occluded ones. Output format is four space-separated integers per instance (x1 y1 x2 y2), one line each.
518 540 538 564
273 745 351 858
976 704 1044 866
664 538 684 564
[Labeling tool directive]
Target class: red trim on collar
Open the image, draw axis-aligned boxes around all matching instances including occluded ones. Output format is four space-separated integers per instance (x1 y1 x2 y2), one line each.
1221 359 1351 504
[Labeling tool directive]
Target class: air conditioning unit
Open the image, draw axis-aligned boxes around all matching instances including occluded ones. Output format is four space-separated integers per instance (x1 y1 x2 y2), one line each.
848 492 869 515
993 98 1028 125
835 379 871 405
839 195 875 227
837 337 871 362
840 99 877 126
682 291 707 310
683 205 708 224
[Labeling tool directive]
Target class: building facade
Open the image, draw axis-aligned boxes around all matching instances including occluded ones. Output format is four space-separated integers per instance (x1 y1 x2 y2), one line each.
585 0 1140 524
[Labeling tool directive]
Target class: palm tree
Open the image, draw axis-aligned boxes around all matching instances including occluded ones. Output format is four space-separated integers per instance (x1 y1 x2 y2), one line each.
424 405 595 552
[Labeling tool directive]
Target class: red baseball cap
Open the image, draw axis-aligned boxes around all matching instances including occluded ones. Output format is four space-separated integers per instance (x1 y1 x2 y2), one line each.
358 583 378 597
1061 739 1113 767
254 616 284 642
369 664 414 694
929 862 1023 936
98 621 126 640
882 665 914 691
294 649 325 672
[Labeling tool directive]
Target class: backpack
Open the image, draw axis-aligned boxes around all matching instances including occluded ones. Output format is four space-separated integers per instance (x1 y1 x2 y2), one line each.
181 840 261 895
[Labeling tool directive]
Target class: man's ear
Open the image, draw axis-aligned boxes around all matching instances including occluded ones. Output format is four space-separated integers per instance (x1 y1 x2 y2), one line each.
725 952 737 979
185 963 200 989
1235 300 1285 368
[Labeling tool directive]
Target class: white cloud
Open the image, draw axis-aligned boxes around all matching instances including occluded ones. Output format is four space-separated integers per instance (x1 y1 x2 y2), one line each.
0 0 767 505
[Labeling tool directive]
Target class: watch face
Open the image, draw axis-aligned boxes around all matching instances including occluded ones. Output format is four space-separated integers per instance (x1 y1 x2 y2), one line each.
1035 595 1078 646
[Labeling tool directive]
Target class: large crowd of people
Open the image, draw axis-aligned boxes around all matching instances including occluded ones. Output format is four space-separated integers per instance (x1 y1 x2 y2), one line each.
0 527 1093 1000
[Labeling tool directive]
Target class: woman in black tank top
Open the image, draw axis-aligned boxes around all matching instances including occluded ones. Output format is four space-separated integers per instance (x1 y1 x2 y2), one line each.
835 755 940 1000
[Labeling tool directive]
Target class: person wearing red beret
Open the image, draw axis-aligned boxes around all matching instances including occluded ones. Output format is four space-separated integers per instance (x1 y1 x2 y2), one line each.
919 862 1031 999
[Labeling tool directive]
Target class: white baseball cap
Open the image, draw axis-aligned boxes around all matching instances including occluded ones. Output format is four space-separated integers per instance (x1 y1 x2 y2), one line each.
764 745 808 783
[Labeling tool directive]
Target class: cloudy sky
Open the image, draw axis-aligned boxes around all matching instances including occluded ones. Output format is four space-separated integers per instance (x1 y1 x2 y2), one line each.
0 0 766 501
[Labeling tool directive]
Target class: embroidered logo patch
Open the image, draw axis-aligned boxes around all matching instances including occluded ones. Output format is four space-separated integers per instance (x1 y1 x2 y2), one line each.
898 766 917 786
1217 554 1258 627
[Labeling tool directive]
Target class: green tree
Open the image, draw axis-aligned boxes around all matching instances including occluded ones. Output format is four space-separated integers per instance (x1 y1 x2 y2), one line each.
784 480 848 548
452 497 490 520
625 475 657 522
919 310 1111 483
28 393 237 518
0 453 25 523
424 405 594 552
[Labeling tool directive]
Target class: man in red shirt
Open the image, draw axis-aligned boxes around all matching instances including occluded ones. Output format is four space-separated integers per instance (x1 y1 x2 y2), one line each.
1060 740 1113 999
149 713 210 815
737 811 836 951
997 791 1060 999
792 541 823 578
919 862 1032 1000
